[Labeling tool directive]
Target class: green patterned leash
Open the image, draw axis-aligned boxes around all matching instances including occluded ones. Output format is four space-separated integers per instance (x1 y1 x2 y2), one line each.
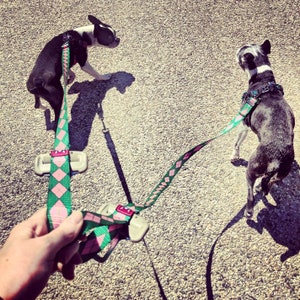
132 97 259 213
78 96 259 261
44 39 136 261
46 40 72 230
46 37 259 261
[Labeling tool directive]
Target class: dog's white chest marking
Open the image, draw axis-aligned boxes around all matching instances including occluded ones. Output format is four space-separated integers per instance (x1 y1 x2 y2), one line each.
248 65 272 79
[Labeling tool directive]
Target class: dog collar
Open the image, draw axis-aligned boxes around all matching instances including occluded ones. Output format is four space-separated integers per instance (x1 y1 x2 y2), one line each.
242 81 284 103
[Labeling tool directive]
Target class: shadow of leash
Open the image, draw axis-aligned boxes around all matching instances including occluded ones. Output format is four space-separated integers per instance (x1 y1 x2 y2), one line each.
206 205 247 300
102 128 133 203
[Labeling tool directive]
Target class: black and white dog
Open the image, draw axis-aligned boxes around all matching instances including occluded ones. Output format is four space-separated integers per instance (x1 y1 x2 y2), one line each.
231 40 295 218
27 15 120 128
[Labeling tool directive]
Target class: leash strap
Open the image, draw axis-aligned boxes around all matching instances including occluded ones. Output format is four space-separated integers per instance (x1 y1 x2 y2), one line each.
45 41 134 261
131 97 259 213
46 40 259 261
78 96 259 261
47 42 72 230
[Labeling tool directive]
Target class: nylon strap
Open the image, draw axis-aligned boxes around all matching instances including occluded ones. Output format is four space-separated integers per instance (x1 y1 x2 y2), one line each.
78 96 259 261
45 41 133 261
46 40 259 261
46 42 72 230
133 97 258 213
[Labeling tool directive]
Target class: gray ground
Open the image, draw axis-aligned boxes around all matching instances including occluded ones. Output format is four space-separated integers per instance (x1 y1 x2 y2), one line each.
1 0 300 299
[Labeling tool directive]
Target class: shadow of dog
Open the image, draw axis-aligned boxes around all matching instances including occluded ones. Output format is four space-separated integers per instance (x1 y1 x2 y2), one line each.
68 71 135 151
247 160 300 261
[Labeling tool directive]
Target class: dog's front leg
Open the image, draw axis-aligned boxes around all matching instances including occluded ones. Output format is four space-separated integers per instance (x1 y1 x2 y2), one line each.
81 60 111 81
231 123 248 162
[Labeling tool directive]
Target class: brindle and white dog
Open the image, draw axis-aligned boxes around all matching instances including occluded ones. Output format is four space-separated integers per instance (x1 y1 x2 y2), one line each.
231 40 295 218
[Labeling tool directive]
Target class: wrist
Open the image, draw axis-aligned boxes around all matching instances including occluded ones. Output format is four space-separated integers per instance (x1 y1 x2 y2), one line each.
0 249 27 300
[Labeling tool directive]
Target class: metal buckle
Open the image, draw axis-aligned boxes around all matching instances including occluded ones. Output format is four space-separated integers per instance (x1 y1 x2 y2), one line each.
34 151 88 175
98 204 149 243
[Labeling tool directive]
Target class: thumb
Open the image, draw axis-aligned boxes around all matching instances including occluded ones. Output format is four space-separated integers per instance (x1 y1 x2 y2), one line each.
45 211 83 253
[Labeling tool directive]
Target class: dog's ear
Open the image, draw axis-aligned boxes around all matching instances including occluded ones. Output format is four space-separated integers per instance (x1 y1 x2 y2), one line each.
261 40 271 55
88 15 109 28
88 15 101 25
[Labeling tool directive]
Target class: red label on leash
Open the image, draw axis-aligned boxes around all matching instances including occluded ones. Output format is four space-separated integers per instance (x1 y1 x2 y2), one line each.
116 205 134 217
50 150 70 157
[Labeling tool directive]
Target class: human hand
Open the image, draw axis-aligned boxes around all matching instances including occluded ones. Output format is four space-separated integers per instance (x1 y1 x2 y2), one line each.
0 208 83 300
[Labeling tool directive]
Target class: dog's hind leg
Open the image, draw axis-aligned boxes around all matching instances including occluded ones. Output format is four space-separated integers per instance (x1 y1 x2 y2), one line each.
231 123 248 162
260 158 293 196
259 171 277 196
34 94 41 109
245 148 266 218
245 168 257 218
34 94 48 111
42 83 64 128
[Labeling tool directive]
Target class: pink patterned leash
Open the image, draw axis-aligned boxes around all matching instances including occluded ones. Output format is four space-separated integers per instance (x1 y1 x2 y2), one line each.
46 37 260 262
78 97 259 261
47 40 72 230
45 39 137 262
129 96 259 214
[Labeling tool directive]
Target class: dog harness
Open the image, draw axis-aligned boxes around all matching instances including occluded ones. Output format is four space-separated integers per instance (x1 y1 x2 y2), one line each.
242 81 283 104
43 40 263 262
241 81 283 125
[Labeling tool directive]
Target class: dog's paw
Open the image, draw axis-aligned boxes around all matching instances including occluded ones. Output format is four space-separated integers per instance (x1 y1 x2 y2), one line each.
97 73 112 81
230 149 240 163
244 209 253 219
230 156 240 164
230 154 241 166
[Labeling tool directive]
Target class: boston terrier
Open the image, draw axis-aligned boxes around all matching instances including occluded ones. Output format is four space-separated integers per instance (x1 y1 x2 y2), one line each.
27 15 120 128
231 40 295 218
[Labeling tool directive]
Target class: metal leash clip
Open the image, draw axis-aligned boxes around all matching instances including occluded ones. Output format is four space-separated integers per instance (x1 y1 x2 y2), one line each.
98 203 149 242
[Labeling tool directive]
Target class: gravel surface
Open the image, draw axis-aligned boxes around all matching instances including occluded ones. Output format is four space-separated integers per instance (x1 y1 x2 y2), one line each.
0 0 299 299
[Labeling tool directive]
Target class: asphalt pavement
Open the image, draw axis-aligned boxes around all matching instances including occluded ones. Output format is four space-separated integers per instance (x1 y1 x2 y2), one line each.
0 0 299 299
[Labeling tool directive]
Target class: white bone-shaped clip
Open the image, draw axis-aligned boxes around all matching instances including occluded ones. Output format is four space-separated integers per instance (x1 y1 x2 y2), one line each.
98 204 149 242
34 151 88 175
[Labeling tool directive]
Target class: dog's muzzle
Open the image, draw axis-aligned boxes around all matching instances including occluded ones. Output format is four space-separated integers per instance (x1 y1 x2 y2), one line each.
109 37 120 48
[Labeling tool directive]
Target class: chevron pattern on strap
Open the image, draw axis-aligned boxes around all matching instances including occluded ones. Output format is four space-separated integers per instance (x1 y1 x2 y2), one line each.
81 98 258 261
78 96 259 260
